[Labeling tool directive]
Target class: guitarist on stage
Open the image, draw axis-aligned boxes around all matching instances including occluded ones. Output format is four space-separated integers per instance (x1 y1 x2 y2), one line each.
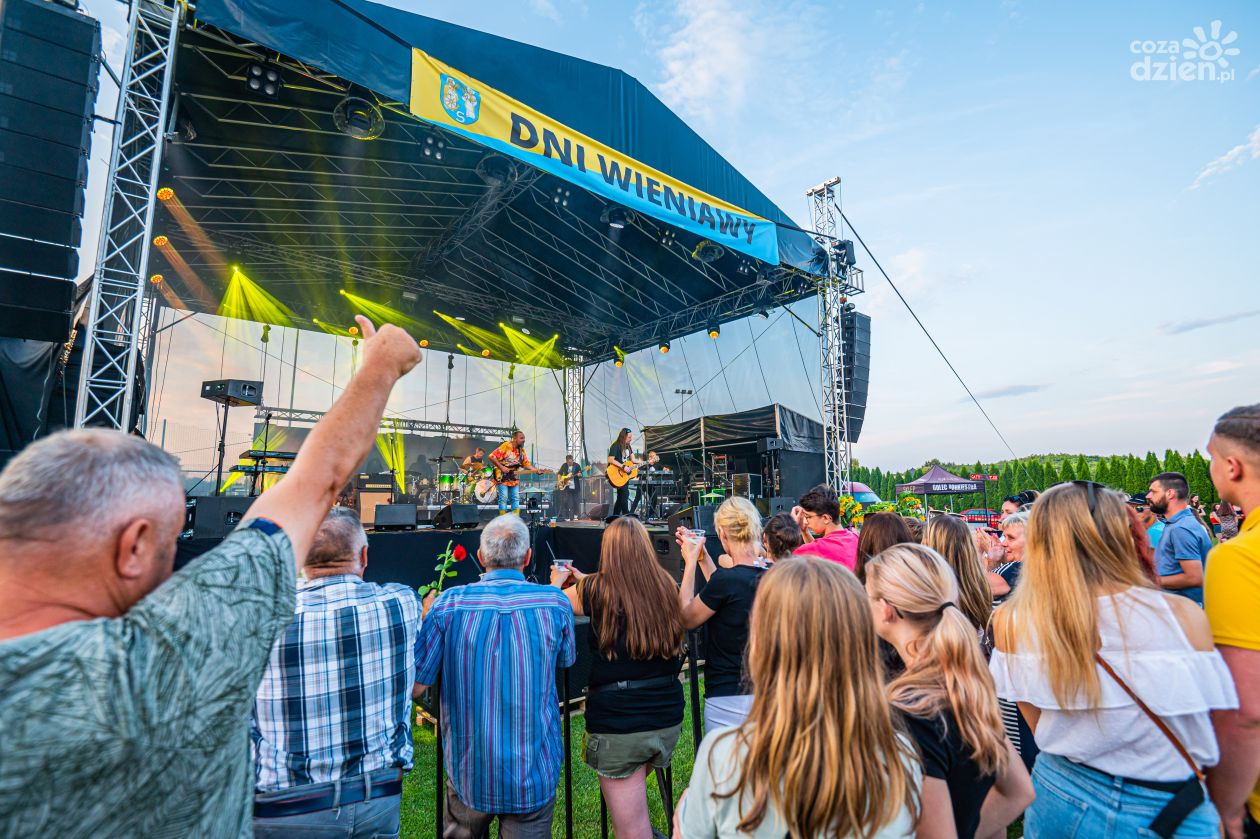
488 431 547 515
555 454 582 520
606 428 642 517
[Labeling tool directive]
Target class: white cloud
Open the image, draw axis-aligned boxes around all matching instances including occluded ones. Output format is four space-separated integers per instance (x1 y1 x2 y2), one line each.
1189 123 1260 189
527 0 562 24
1248 64 1260 81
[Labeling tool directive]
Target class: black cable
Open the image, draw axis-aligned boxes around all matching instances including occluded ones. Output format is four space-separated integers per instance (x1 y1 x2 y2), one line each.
838 206 1024 466
747 319 774 406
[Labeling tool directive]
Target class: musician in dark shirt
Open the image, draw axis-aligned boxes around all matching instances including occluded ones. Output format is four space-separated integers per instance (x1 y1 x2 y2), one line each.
607 429 641 518
555 455 582 520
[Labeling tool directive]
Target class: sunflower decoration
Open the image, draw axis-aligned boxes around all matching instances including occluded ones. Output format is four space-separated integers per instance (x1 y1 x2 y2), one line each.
836 494 865 528
894 493 925 520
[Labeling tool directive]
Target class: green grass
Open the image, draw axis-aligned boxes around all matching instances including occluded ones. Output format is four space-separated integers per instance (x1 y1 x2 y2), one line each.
401 690 702 838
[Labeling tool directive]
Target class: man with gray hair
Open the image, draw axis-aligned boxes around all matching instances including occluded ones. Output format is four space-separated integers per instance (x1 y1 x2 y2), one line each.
251 506 432 838
0 317 421 837
415 514 575 837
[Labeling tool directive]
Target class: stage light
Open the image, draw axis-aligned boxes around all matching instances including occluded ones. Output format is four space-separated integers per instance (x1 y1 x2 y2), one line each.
149 273 163 284
245 62 283 100
601 205 632 229
419 339 429 348
477 154 516 187
691 240 725 264
481 348 491 358
157 187 173 201
348 325 359 336
334 96 384 140
757 308 769 319
152 235 169 247
659 341 670 354
455 316 466 322
261 324 271 344
614 358 624 368
707 323 720 339
521 328 530 336
842 302 857 313
423 135 446 160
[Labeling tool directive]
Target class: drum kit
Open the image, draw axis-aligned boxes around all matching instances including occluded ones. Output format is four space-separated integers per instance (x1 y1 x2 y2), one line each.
403 456 499 506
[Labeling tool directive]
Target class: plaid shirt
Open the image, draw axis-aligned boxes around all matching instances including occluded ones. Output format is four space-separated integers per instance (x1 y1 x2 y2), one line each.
251 574 423 792
416 569 575 813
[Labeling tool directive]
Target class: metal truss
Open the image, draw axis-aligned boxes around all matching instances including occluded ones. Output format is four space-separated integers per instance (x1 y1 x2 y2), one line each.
563 357 584 460
75 0 182 430
806 177 865 493
257 406 514 440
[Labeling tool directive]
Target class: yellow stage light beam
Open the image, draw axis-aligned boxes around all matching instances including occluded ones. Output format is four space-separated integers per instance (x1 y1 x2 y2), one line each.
218 426 290 493
499 323 563 368
219 267 296 327
436 311 512 357
151 237 213 305
340 289 424 332
157 190 229 274
311 317 354 338
375 419 408 492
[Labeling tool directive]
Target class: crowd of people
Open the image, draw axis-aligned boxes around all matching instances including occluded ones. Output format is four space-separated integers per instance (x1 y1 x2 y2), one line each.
0 318 1256 839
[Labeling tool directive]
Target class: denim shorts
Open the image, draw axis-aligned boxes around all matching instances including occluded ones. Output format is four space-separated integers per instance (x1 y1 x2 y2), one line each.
1026 753 1220 838
583 724 682 779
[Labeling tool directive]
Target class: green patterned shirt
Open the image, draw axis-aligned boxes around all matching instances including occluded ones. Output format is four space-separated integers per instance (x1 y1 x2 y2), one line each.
0 521 296 837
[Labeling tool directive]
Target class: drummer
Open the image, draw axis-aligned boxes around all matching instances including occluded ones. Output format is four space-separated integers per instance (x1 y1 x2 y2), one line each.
459 446 486 473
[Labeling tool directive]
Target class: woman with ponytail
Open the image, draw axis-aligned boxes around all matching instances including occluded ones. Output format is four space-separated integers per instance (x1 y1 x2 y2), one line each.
676 558 920 838
867 544 1033 838
923 516 994 641
991 482 1238 838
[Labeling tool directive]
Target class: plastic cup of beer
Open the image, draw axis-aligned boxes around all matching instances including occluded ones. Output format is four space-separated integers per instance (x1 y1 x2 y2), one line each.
688 529 706 545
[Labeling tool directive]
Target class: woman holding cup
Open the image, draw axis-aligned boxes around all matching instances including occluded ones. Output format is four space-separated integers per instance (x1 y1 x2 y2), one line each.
676 496 768 729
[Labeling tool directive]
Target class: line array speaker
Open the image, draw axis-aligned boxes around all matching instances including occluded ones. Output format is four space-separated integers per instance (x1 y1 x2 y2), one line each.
841 311 871 443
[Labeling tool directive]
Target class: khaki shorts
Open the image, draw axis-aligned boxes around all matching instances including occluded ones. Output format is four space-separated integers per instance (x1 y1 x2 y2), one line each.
583 724 682 779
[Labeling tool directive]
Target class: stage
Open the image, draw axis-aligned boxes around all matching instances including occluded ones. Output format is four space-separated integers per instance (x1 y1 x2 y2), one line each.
175 518 718 590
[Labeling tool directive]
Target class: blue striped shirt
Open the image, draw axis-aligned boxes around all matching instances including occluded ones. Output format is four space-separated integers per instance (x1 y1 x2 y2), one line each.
251 574 423 791
416 569 575 814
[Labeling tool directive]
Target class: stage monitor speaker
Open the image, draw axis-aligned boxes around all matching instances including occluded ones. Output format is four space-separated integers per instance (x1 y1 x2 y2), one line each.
186 495 254 540
658 501 684 521
651 530 683 583
200 378 263 407
0 272 74 342
667 504 717 535
756 437 784 453
841 311 871 442
766 496 796 516
732 473 763 499
373 504 417 531
586 503 608 521
434 503 479 529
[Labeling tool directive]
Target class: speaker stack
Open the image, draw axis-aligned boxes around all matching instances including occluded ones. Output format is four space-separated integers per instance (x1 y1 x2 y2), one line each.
0 0 101 343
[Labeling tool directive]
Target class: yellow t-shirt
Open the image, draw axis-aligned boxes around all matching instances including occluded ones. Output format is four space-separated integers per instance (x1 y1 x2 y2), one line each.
1205 511 1260 821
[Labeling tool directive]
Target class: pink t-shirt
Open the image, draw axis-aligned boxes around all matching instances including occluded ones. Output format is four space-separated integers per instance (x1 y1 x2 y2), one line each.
793 528 859 571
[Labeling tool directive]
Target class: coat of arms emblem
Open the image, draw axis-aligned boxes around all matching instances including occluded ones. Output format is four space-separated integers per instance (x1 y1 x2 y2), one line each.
440 74 481 125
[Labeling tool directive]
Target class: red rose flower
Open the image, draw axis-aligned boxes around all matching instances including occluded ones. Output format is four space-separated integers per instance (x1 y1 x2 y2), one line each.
452 544 467 562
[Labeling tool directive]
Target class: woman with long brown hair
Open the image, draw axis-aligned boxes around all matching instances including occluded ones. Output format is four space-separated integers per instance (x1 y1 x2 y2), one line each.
855 512 913 581
923 516 993 636
676 557 920 838
552 517 684 839
991 482 1237 838
867 544 1033 838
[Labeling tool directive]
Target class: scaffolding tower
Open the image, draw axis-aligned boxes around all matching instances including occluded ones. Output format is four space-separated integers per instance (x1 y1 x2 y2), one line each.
806 177 864 493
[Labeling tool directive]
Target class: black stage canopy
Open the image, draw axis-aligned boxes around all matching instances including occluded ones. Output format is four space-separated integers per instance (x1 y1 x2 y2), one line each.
643 404 823 454
151 0 826 364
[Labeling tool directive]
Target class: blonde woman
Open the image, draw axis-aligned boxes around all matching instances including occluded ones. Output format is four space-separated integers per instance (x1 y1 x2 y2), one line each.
676 497 766 729
676 558 920 838
867 544 1033 839
923 516 993 638
991 482 1238 838
987 511 1027 604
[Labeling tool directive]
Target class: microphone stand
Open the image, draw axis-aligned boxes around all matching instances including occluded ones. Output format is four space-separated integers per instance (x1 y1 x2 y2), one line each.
250 411 273 498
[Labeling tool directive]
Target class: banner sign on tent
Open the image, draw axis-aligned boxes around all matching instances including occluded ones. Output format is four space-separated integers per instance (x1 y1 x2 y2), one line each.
408 48 779 265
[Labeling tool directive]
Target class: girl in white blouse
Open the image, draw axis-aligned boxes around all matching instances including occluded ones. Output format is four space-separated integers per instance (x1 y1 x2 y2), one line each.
990 481 1238 838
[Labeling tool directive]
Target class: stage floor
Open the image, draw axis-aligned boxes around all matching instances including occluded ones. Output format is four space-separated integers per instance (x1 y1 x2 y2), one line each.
176 519 708 592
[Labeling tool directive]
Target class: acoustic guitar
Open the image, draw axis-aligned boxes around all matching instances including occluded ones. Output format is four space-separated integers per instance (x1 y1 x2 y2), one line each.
606 453 659 488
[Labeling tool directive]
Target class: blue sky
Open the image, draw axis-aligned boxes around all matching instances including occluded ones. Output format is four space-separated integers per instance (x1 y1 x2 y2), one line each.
78 1 1259 474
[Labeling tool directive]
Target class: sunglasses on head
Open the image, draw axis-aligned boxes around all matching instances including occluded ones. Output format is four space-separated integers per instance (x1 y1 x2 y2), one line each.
1067 480 1107 516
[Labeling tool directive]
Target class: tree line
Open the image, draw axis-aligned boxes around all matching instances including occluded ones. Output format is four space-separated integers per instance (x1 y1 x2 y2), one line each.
852 450 1218 511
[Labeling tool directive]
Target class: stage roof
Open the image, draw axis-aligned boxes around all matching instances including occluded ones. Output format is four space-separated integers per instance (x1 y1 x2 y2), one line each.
151 0 826 364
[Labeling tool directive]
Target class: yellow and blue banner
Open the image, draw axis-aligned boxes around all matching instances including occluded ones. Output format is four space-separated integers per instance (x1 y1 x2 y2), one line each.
409 48 779 265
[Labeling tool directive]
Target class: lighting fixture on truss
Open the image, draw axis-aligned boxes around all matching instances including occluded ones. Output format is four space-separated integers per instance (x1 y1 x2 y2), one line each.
690 240 725 264
707 323 720 339
333 96 385 140
245 62 283 99
658 340 671 354
477 154 517 187
600 205 634 230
